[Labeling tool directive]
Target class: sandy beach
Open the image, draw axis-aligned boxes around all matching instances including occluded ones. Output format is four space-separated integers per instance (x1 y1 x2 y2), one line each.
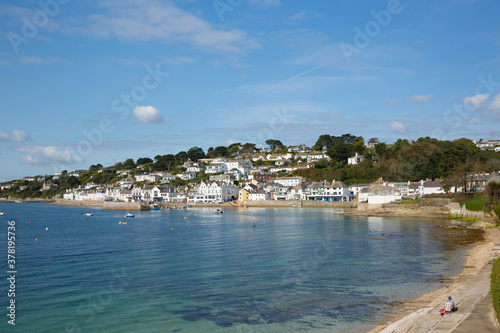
368 227 500 333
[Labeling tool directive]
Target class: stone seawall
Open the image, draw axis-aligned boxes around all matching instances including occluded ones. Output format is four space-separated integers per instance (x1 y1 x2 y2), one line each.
239 200 356 208
448 202 484 219
48 199 149 211
345 202 450 218
103 202 150 211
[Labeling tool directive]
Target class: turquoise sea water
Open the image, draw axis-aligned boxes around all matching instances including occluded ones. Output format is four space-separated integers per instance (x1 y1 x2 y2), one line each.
0 202 479 332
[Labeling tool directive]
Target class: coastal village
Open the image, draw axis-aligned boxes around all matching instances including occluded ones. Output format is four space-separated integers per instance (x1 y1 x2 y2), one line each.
1 138 499 207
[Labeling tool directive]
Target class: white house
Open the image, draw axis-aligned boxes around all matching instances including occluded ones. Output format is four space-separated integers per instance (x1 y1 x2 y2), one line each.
418 180 445 196
273 177 302 187
192 181 239 203
159 185 177 202
187 164 205 173
205 163 228 174
161 174 177 183
248 189 270 201
349 184 370 196
325 181 351 201
307 153 330 163
359 185 402 204
180 172 197 181
348 153 365 165
134 173 159 183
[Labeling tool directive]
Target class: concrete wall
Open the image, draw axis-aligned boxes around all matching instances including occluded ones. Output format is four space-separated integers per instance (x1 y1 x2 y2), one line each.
239 200 356 208
103 202 149 211
448 202 484 219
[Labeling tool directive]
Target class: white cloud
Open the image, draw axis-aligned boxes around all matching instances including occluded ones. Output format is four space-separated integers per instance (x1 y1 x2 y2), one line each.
408 95 433 103
463 93 489 110
389 121 406 133
0 130 30 142
488 94 500 117
469 118 481 124
133 105 164 124
15 146 83 165
77 1 260 54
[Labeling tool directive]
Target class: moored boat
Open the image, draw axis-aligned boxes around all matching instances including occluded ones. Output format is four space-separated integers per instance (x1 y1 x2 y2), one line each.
125 213 135 218
83 213 93 216
0 212 6 215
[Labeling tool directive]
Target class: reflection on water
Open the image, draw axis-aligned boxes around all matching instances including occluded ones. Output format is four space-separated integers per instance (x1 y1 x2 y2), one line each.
0 202 482 333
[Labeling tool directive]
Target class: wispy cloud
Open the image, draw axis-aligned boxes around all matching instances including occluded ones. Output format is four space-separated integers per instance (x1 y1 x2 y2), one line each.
389 95 433 105
389 121 406 133
0 130 31 142
17 56 65 64
115 56 195 66
408 95 433 103
73 0 260 54
247 0 281 8
15 145 83 165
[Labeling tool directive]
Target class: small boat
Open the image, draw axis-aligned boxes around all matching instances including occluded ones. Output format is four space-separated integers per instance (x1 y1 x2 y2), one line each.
83 213 93 216
125 213 135 218
214 209 224 214
119 222 128 225
0 212 6 215
150 206 161 210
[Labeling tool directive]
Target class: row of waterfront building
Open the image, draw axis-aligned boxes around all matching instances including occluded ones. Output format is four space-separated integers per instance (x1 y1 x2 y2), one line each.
62 172 500 205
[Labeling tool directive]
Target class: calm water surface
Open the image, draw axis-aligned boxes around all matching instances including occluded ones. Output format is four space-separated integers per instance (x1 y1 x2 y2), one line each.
0 202 481 332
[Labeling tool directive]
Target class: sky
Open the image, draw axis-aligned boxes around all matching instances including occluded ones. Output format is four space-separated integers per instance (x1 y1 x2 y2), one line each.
0 0 500 181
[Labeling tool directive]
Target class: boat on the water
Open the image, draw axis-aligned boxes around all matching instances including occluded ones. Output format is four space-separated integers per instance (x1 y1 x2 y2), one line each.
83 213 93 216
0 212 6 215
119 222 128 225
125 213 135 218
214 209 224 214
150 205 161 210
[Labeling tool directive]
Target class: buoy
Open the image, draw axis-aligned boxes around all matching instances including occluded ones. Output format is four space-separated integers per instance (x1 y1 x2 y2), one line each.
171 228 174 230
205 222 208 224
30 221 32 224
35 238 38 242
45 227 48 231
184 217 187 219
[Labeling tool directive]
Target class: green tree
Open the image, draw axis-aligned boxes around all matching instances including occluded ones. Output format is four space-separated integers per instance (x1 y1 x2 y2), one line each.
265 139 284 150
187 146 205 162
137 157 153 165
212 146 228 157
123 158 136 169
241 143 256 154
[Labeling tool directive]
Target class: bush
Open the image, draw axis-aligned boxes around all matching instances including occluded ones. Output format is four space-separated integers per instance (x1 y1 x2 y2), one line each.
495 203 500 220
491 257 500 323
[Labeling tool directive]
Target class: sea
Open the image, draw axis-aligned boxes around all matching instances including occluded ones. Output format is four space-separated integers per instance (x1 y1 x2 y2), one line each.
0 201 482 333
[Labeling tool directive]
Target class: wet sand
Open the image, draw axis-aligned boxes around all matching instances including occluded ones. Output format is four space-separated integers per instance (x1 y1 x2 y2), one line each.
367 227 500 333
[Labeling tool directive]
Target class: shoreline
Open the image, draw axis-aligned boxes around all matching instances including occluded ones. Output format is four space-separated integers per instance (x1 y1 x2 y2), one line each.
366 227 500 333
41 198 356 209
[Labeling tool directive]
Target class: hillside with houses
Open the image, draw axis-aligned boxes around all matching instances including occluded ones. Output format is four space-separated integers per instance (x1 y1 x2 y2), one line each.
1 136 500 206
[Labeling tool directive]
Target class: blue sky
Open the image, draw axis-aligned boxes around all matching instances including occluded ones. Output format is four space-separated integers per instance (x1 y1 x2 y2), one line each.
1 0 499 181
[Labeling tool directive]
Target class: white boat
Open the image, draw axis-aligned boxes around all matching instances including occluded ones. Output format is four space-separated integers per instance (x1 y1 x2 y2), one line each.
83 213 93 216
0 212 6 215
124 213 135 218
